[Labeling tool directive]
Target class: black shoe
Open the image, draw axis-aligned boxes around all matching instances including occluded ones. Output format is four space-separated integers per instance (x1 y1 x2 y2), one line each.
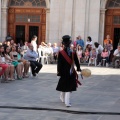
33 73 36 77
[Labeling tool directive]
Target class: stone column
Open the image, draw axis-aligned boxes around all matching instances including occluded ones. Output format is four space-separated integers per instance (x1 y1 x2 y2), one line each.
99 9 106 45
88 0 101 44
0 0 1 42
46 8 50 43
74 0 86 40
84 0 90 43
1 7 8 42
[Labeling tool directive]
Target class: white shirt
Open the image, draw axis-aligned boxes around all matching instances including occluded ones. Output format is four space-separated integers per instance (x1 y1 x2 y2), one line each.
96 45 103 54
46 47 53 54
86 41 93 47
114 49 120 56
31 40 37 52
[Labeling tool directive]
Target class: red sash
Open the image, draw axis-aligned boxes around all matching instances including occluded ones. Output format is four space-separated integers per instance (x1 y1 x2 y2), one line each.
60 50 82 86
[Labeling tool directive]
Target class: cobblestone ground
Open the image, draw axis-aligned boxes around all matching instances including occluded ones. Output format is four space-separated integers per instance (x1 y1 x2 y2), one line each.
0 65 120 120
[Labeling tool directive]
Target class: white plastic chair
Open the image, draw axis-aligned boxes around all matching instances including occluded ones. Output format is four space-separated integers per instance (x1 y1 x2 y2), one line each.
38 48 49 64
88 58 97 66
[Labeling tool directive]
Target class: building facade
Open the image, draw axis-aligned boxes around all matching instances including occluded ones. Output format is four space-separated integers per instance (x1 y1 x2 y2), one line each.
0 0 119 49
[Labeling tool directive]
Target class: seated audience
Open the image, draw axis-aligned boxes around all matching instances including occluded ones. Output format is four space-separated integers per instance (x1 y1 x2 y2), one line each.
5 46 15 81
17 47 30 78
89 48 97 65
24 44 43 76
52 43 59 63
112 44 120 68
10 45 23 80
76 45 83 63
94 42 103 66
101 48 109 66
0 45 9 82
84 48 90 63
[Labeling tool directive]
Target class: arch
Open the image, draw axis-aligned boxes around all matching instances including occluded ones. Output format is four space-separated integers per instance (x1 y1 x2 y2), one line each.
9 0 46 7
106 0 120 8
1 0 50 9
100 0 108 9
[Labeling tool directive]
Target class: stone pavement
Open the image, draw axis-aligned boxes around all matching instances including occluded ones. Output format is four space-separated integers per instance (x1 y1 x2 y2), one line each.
0 65 120 120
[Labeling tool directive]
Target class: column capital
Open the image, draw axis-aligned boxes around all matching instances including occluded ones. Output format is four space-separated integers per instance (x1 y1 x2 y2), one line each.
100 9 107 14
1 7 8 12
45 8 50 13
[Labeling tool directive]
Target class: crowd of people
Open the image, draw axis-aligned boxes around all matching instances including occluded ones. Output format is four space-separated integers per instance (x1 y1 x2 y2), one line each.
0 34 120 83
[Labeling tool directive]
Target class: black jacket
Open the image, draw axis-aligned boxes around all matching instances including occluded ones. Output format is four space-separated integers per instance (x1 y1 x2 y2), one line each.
56 49 81 92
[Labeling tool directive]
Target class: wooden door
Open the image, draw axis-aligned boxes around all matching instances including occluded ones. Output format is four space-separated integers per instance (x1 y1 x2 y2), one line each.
105 9 120 49
8 8 46 45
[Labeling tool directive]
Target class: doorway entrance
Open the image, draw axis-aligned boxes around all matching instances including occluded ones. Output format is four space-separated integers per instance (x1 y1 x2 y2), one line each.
29 26 39 43
15 25 39 44
8 8 46 45
114 28 120 49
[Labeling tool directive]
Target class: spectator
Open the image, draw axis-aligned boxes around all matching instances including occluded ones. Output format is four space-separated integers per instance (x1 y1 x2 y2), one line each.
112 44 120 68
101 48 109 66
10 46 23 80
76 36 84 49
76 45 83 63
46 43 53 64
0 45 9 82
10 39 15 47
52 43 59 63
104 35 113 45
17 47 30 78
31 35 37 52
84 48 90 63
104 40 113 64
24 44 42 76
73 37 79 48
86 36 92 47
89 48 97 65
5 46 15 81
22 42 29 54
94 42 103 66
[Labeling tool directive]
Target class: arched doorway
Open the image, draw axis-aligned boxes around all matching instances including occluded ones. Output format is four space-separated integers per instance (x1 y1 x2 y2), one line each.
8 0 46 45
105 0 120 49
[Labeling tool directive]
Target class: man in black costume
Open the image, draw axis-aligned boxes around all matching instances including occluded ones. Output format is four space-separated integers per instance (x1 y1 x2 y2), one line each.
56 35 81 107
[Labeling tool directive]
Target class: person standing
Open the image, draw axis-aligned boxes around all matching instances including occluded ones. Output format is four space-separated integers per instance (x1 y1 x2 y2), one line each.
31 35 37 52
94 42 104 66
76 35 84 49
56 35 81 107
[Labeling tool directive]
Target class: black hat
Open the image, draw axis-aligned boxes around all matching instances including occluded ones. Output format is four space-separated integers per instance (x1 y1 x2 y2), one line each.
62 35 71 44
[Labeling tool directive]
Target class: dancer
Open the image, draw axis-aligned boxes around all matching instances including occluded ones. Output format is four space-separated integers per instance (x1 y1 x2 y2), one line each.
56 35 81 107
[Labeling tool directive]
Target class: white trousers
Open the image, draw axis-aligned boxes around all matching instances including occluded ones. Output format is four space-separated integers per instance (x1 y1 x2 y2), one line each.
60 92 70 105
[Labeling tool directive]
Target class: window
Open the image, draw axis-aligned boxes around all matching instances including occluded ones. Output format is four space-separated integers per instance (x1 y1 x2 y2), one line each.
16 14 40 23
9 0 46 7
114 16 120 24
107 0 120 8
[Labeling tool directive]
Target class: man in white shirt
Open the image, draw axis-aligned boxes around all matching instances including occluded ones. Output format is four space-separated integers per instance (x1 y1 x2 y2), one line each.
112 44 120 68
31 35 37 52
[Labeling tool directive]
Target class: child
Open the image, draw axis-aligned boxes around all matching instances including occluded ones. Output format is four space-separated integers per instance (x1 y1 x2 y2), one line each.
76 45 83 63
84 48 90 63
89 48 97 65
101 48 109 66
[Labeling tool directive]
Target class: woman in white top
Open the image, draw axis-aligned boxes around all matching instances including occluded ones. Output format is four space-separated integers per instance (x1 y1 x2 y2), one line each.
86 36 93 47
